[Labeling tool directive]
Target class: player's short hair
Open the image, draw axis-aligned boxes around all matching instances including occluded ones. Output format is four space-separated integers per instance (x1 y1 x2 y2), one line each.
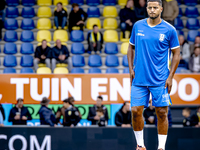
72 3 79 8
93 24 98 29
97 95 103 101
183 107 191 113
147 0 162 6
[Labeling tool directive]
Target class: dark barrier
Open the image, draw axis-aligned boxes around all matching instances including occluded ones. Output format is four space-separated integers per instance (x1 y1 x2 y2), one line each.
0 127 199 150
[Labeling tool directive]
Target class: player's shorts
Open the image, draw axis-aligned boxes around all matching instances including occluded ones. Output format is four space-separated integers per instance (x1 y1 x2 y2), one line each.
130 85 172 108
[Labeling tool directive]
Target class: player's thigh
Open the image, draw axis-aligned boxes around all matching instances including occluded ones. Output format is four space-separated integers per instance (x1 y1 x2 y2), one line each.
149 86 172 107
131 85 150 107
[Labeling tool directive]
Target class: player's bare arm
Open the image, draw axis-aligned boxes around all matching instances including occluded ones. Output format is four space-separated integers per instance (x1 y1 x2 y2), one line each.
127 44 135 86
165 47 180 94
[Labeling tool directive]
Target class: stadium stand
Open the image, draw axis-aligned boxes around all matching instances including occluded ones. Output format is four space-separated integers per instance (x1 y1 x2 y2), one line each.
4 19 18 30
71 43 85 54
3 55 17 67
86 0 100 6
106 68 119 73
20 68 34 73
3 68 16 73
70 30 84 42
54 67 69 74
104 43 118 54
6 0 20 6
71 68 85 73
21 19 35 30
70 0 84 5
54 0 68 6
20 30 34 42
6 7 19 18
22 0 35 6
87 7 101 18
88 55 102 67
37 18 51 30
72 55 85 67
21 7 35 18
88 67 102 73
3 43 17 54
37 67 51 74
37 0 52 6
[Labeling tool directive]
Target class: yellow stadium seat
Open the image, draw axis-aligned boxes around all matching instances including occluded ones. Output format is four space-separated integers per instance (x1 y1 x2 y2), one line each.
121 42 129 55
120 31 130 42
37 67 51 74
103 18 118 30
53 25 68 30
37 30 51 42
38 63 46 67
37 0 51 6
37 18 51 30
54 0 68 6
37 7 52 18
103 30 119 42
37 42 51 47
118 0 128 7
56 63 68 67
53 30 68 42
54 67 69 74
86 18 101 30
103 6 118 18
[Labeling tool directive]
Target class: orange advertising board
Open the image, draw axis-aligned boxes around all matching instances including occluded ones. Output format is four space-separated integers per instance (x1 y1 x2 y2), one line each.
0 74 199 105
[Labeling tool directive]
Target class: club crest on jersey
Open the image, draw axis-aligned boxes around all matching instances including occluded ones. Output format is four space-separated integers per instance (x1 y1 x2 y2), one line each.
159 34 165 42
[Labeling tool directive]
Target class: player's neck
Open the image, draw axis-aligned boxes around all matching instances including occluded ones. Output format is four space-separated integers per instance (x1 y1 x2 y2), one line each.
147 17 162 27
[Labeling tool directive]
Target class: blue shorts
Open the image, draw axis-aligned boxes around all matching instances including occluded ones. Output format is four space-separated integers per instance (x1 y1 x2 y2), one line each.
131 85 172 107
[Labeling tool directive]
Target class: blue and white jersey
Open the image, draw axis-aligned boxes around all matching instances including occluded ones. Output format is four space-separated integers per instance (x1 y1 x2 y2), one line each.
129 18 180 86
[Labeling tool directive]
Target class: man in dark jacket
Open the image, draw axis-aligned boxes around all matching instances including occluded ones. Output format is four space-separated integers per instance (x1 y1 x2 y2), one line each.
119 0 136 38
52 39 72 72
87 25 103 54
34 39 51 71
87 96 109 125
189 46 200 73
96 107 107 127
190 106 200 127
69 3 88 32
0 103 5 121
182 107 192 127
143 100 156 124
134 0 148 21
8 98 32 125
115 102 132 127
38 97 56 127
54 2 68 29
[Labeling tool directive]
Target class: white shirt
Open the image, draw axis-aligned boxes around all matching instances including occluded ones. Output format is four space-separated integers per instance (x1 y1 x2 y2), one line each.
193 56 200 72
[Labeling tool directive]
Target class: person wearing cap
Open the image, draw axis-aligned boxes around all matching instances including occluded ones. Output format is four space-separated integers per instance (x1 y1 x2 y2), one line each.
38 97 57 127
8 98 32 125
68 96 82 119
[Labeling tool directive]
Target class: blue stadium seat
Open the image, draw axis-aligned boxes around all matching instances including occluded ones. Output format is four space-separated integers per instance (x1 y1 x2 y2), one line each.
102 0 116 5
21 7 35 18
6 7 19 18
187 30 200 43
6 0 19 6
20 68 34 73
3 55 17 67
184 0 197 6
88 68 101 73
3 43 17 54
185 7 199 18
70 0 84 5
71 68 85 73
86 0 100 6
87 7 101 17
122 55 128 67
104 43 118 54
3 68 16 73
186 18 200 30
21 19 35 30
174 18 184 30
72 55 85 67
176 30 184 36
20 30 34 42
70 30 84 42
106 68 119 73
71 43 85 54
22 0 35 6
4 30 18 42
123 68 129 73
20 55 34 67
105 55 119 67
20 43 34 54
178 8 183 17
175 67 188 73
4 19 18 30
88 55 102 67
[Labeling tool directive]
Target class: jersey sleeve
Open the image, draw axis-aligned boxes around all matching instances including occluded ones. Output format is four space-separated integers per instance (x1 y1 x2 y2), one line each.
129 24 136 46
169 28 180 50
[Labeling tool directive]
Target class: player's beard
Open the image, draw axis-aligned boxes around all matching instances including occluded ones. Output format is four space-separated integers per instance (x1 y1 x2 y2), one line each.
149 14 160 20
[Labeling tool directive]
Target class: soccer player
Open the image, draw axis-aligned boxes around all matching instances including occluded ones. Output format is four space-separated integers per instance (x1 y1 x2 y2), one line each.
127 0 180 150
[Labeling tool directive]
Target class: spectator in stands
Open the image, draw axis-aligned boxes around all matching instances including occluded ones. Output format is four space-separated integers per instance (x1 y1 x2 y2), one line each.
68 97 82 119
143 100 156 125
189 46 200 73
54 2 68 30
0 111 3 126
34 40 51 72
115 102 131 127
190 36 200 54
96 107 107 127
162 0 179 25
190 106 200 127
119 0 135 38
87 25 103 54
0 103 5 121
52 39 72 72
38 97 57 127
87 96 109 125
182 107 192 127
8 98 32 125
134 0 148 21
69 3 88 32
56 100 67 125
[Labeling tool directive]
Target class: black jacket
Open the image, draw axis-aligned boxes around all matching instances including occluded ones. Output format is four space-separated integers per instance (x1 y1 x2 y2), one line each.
54 8 68 26
190 112 200 126
0 0 6 11
52 45 70 61
119 6 136 23
135 5 148 21
38 106 56 127
143 107 156 124
87 105 109 125
97 116 107 127
69 8 88 26
8 106 32 125
64 106 81 126
34 46 52 60
115 107 131 126
183 116 192 127
0 104 5 120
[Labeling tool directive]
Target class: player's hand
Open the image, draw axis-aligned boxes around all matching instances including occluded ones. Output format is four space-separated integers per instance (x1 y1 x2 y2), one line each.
22 116 27 120
130 70 135 86
165 76 172 94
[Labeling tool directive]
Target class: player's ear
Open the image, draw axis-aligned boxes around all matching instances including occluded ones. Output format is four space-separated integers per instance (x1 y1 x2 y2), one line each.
160 6 163 13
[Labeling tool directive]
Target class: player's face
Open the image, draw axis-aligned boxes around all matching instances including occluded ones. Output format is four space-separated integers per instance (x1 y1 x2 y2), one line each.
147 2 163 20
